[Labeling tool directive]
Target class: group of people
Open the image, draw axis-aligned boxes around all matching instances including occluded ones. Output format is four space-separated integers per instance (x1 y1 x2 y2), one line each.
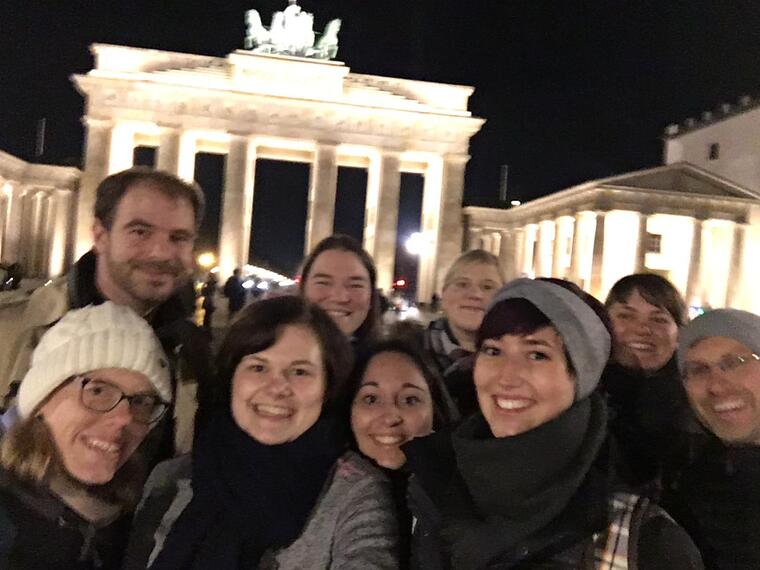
0 166 757 569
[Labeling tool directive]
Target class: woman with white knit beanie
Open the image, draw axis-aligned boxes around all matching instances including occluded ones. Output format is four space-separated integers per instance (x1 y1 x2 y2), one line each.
0 301 172 569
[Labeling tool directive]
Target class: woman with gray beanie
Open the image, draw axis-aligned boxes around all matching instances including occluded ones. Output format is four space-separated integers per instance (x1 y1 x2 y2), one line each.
0 301 172 569
404 278 702 569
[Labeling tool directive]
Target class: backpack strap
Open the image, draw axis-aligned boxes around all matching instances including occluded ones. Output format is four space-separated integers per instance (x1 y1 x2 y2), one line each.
593 492 640 570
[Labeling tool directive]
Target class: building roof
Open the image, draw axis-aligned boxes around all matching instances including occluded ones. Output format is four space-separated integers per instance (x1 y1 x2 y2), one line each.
80 44 479 119
464 162 760 227
663 94 760 138
570 162 760 200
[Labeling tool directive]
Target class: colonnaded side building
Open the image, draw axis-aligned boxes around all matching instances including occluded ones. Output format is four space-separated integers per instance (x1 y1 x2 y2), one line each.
466 95 760 314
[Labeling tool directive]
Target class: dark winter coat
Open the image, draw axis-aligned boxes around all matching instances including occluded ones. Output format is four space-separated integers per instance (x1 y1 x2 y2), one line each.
600 357 696 492
661 436 760 570
0 468 131 569
404 394 702 570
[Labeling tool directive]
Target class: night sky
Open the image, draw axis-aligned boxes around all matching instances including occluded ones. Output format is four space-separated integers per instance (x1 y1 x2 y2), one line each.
3 1 760 277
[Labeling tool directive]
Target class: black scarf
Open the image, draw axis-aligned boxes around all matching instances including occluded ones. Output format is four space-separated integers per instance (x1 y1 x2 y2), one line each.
439 394 609 569
151 409 346 570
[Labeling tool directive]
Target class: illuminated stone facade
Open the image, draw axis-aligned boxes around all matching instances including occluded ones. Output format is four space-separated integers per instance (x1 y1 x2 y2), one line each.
0 150 80 278
71 44 484 300
465 163 760 313
664 96 760 193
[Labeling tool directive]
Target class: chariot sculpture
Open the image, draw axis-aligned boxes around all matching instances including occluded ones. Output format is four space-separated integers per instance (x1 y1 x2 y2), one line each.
244 1 341 60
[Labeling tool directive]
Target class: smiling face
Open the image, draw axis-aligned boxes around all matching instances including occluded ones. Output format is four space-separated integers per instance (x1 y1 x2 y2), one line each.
441 262 503 348
38 368 155 485
684 336 760 446
303 249 372 336
351 351 434 469
474 326 575 438
93 183 196 314
607 289 679 374
231 324 326 445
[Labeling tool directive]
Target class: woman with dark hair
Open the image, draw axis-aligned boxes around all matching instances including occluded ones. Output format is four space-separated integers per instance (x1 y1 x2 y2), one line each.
349 338 459 568
300 234 380 352
404 278 702 569
602 273 695 490
124 296 398 569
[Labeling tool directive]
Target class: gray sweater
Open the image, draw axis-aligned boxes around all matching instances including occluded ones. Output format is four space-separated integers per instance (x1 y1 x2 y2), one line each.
123 450 399 569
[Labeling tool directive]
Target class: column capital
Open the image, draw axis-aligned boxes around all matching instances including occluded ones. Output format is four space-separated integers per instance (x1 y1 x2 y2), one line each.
81 116 113 129
444 153 471 165
377 149 403 160
157 123 183 133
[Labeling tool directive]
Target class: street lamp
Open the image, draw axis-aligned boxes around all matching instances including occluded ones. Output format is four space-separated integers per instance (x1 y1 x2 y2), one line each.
197 252 216 270
405 232 425 256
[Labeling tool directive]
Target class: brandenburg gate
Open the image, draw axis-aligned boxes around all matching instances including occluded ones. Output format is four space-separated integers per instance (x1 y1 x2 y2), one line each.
71 7 483 300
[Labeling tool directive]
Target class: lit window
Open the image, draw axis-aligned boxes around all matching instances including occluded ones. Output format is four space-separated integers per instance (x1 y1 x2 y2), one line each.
708 143 720 160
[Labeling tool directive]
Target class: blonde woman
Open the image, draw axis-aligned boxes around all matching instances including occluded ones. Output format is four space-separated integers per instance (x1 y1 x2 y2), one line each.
0 302 171 569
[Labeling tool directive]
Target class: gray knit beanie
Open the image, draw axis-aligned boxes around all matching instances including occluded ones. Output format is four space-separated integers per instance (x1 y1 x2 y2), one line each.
485 278 611 401
18 302 172 418
677 308 760 370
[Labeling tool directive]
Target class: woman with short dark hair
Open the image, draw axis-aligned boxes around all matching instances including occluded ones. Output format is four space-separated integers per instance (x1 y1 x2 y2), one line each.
125 296 398 570
405 278 702 569
601 273 695 489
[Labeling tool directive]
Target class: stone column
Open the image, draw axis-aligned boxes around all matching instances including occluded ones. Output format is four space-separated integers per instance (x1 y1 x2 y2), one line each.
363 151 401 294
1 182 23 265
76 118 114 259
634 212 649 272
468 227 483 250
535 220 555 278
491 232 502 256
726 222 747 308
27 191 50 278
305 143 338 254
512 227 525 280
418 154 468 303
589 211 606 298
48 189 73 278
481 233 494 254
108 122 136 174
685 217 704 305
568 214 583 284
219 135 256 280
155 127 196 180
551 219 565 278
499 229 516 279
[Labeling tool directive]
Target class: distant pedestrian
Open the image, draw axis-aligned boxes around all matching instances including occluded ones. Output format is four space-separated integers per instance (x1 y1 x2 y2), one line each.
224 268 246 318
200 274 218 332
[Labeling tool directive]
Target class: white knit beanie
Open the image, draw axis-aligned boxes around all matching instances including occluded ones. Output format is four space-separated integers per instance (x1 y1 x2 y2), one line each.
18 301 172 418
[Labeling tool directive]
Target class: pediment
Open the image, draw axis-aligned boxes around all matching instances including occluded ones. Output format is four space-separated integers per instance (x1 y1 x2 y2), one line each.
597 163 760 199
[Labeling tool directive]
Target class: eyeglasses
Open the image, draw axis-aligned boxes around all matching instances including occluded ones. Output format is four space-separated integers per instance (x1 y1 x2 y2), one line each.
682 353 760 383
77 377 168 425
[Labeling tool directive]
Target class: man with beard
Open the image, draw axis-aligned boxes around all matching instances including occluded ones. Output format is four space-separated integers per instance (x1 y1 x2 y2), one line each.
1 168 212 459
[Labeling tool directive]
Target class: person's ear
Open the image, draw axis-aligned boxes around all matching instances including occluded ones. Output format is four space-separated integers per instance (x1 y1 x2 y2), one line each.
92 219 109 254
